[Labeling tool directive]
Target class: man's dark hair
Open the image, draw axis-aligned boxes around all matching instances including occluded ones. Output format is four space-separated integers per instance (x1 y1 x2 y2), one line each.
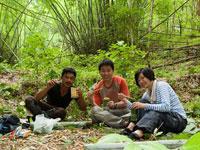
61 67 76 77
134 67 155 87
98 59 114 71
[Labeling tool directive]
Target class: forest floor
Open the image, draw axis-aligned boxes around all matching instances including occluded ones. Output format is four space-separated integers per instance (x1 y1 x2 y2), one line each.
0 62 200 150
0 72 114 150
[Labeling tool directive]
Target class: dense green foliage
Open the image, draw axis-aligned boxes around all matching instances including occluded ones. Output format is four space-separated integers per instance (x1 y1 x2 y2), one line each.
0 2 200 149
0 0 200 58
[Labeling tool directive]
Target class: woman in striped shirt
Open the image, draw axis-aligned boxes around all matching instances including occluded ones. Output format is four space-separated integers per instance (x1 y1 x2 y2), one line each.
120 68 187 140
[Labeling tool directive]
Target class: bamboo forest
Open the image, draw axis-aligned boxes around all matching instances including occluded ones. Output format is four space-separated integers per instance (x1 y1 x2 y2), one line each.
0 0 200 149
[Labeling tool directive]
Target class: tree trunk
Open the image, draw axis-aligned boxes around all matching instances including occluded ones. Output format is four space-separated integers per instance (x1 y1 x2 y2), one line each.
197 0 200 16
146 0 155 68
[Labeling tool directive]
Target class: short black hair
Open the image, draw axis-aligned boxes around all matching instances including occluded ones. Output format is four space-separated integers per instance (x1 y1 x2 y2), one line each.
134 67 155 87
61 67 76 77
98 59 114 71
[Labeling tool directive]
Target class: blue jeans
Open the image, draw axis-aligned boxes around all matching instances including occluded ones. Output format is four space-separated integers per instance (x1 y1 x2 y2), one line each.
135 98 187 133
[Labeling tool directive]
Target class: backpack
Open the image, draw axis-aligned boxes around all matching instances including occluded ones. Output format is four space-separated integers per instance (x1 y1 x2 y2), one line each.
0 114 20 134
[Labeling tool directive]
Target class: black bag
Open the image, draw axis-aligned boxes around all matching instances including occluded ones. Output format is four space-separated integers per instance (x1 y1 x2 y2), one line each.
0 114 20 134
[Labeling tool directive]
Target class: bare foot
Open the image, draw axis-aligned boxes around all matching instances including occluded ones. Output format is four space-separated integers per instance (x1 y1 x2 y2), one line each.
129 129 144 140
134 129 144 138
127 122 135 131
120 122 136 135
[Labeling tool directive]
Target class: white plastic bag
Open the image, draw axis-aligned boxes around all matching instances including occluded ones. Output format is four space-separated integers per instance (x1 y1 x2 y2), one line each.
33 114 60 134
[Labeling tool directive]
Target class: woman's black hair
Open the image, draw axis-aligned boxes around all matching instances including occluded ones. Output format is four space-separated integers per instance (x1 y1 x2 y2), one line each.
61 67 76 77
134 68 155 87
98 59 114 71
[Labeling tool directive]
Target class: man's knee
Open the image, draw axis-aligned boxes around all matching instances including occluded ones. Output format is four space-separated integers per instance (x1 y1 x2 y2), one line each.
90 106 105 123
25 95 35 108
91 106 102 114
53 108 66 120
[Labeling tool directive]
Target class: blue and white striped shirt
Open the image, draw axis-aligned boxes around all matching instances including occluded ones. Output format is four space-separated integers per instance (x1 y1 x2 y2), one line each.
127 81 187 119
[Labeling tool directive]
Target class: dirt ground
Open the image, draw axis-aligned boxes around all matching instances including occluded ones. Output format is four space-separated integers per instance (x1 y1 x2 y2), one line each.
0 128 107 150
0 72 200 150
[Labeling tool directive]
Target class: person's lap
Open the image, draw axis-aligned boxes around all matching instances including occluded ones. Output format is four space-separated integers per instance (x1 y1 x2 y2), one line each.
122 110 187 138
91 106 130 128
121 98 187 139
25 95 66 120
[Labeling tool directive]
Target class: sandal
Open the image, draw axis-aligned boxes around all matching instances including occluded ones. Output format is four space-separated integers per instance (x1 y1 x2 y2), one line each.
120 122 136 135
120 128 132 135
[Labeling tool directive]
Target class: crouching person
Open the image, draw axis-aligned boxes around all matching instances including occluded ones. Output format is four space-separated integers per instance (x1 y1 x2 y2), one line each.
90 59 131 128
121 68 187 140
25 67 86 120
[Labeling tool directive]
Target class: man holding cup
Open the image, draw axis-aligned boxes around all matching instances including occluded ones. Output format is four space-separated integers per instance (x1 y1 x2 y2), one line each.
25 67 86 120
91 59 131 128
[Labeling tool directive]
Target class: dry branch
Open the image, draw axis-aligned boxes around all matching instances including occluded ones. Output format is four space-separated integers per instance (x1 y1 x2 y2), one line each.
152 56 200 69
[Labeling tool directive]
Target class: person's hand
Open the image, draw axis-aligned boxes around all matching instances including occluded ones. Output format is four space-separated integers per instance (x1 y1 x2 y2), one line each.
107 101 115 109
118 93 127 101
47 79 58 89
87 91 94 104
132 102 146 109
87 91 93 99
76 87 83 98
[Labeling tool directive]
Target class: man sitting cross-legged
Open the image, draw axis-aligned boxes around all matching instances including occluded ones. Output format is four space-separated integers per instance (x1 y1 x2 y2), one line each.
90 59 131 128
25 67 86 120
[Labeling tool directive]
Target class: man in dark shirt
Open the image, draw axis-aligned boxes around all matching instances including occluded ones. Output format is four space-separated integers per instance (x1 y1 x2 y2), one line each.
25 67 86 120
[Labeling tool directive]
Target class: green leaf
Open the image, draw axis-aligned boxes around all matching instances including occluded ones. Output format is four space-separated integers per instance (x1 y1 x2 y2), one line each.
124 142 168 150
183 118 199 134
97 134 133 144
181 132 200 150
123 143 141 150
139 142 168 150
